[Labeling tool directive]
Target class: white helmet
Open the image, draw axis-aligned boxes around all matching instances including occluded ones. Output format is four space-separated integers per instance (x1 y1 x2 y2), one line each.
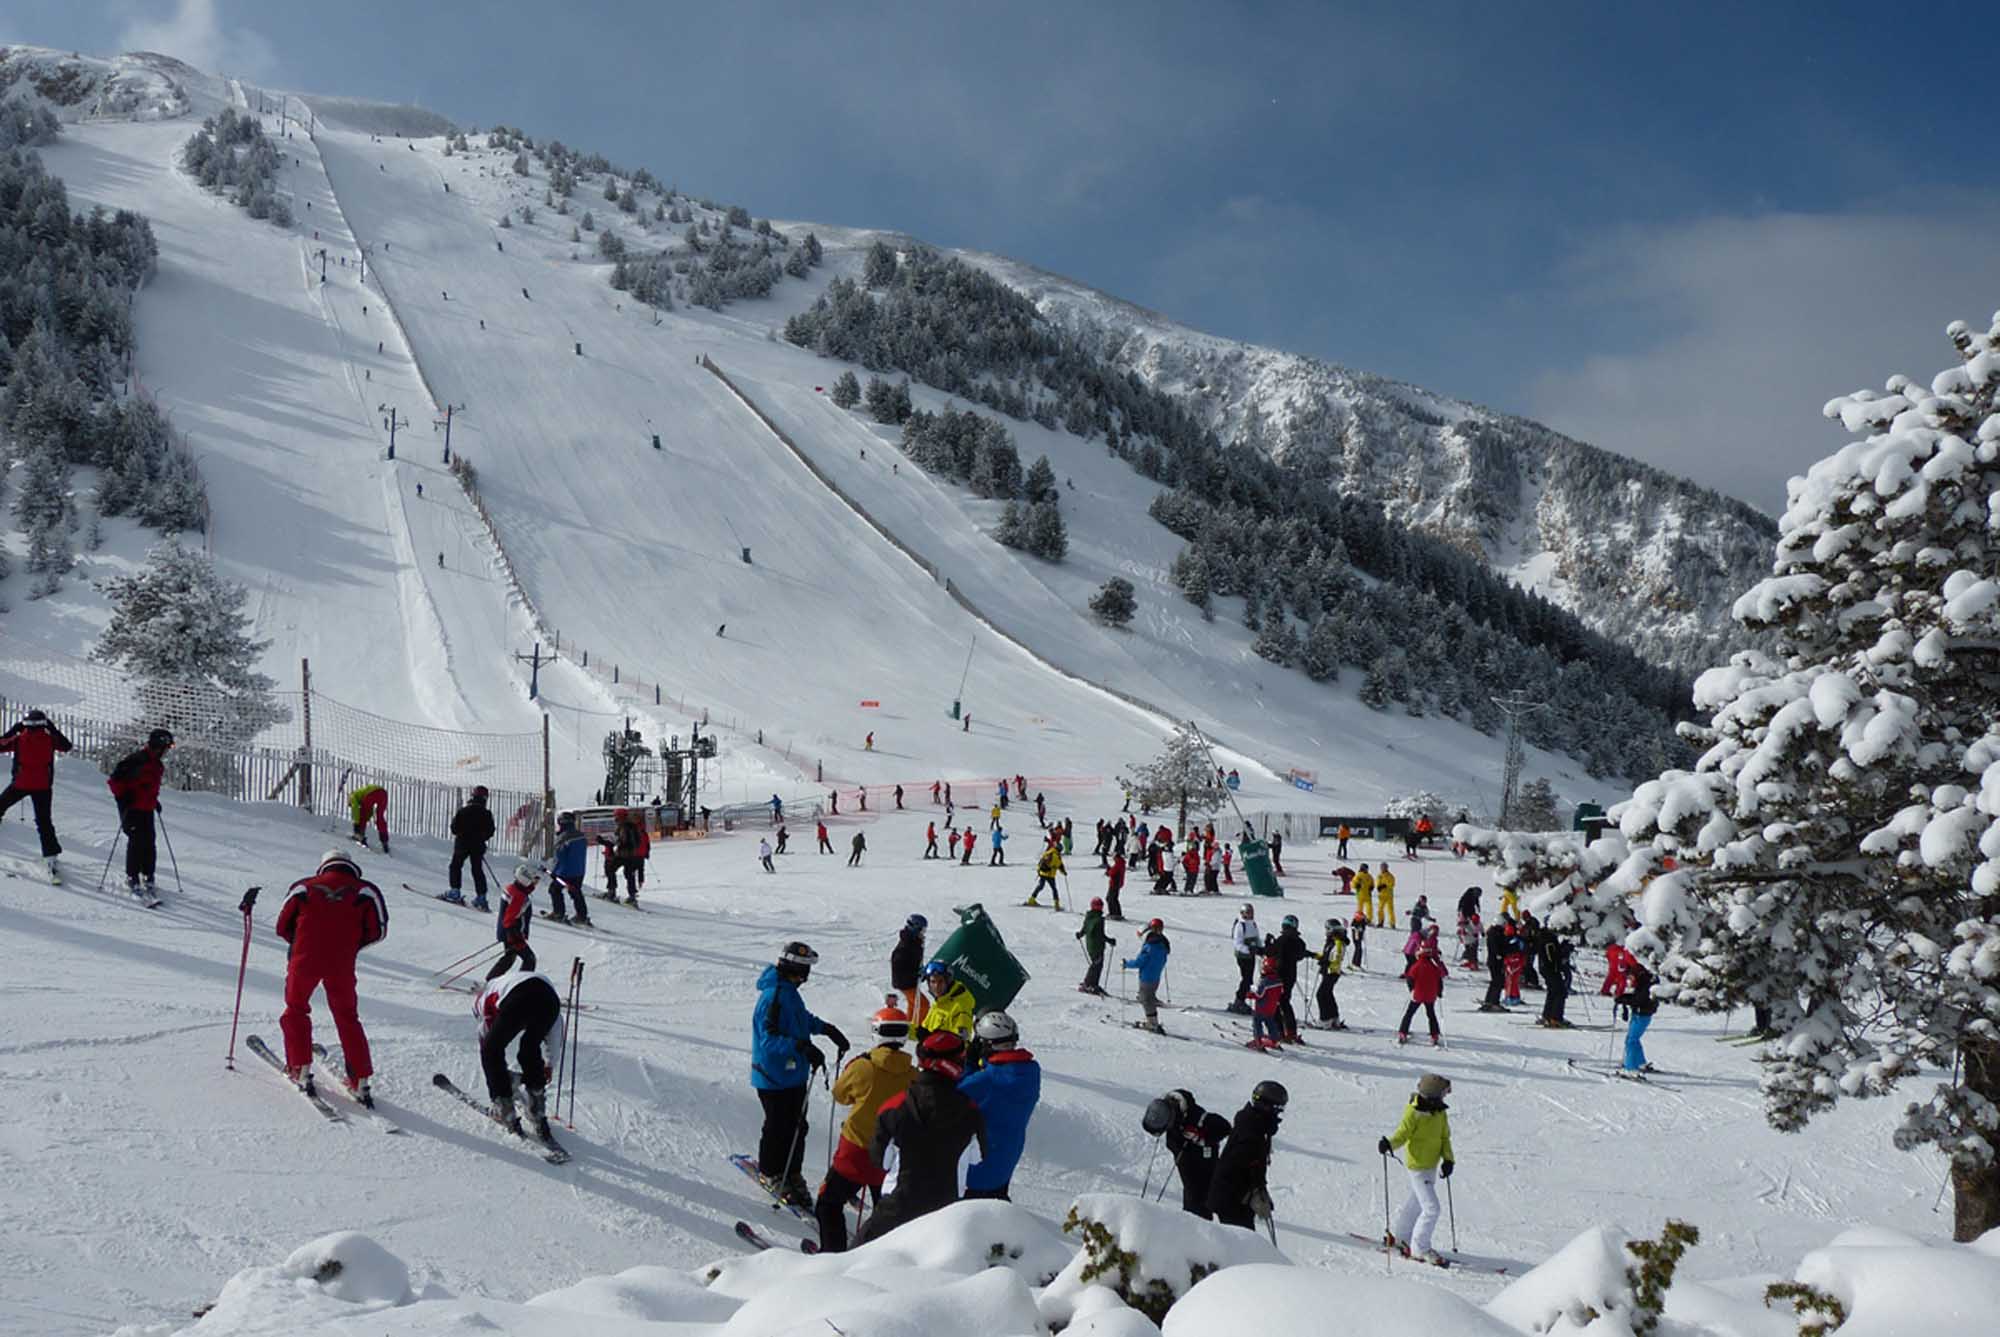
972 1010 1019 1047
514 861 543 885
318 849 361 877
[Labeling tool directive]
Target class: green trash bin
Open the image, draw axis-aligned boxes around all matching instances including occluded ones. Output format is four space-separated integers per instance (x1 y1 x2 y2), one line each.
1239 837 1284 898
935 903 1031 1012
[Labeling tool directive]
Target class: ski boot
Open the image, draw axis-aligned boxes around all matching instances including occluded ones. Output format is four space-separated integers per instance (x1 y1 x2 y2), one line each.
1429 1035 1443 1047
544 909 570 923
380 837 390 856
287 1064 317 1095
624 893 638 906
598 889 618 902
44 856 62 884
346 1074 375 1108
127 876 147 901
438 890 466 905
522 1085 552 1140
1418 1249 1448 1267
472 897 491 912
145 876 160 897
1395 1032 1410 1046
779 1175 814 1210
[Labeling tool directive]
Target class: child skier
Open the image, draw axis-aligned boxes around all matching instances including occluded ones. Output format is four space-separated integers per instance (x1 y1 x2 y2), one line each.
1209 1080 1286 1229
1379 1073 1455 1265
488 863 541 979
1249 958 1286 1051
1076 898 1109 994
1313 918 1349 1029
1349 911 1369 971
1397 940 1447 1046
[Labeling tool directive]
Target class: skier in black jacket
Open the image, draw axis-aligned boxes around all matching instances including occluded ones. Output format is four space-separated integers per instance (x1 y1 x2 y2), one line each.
857 1030 988 1242
889 914 926 1017
1265 916 1312 1043
1537 929 1575 1028
1480 918 1510 1011
445 786 495 908
1208 1080 1287 1229
1152 1088 1231 1219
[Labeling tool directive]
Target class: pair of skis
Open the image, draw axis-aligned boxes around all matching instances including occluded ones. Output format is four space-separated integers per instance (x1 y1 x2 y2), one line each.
1339 1232 1515 1275
728 1153 821 1253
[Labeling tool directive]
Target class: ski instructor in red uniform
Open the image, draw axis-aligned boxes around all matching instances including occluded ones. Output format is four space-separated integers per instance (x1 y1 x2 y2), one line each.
276 850 388 1102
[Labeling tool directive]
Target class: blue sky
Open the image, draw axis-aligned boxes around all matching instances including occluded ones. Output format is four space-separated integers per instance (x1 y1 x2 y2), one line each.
16 1 2000 511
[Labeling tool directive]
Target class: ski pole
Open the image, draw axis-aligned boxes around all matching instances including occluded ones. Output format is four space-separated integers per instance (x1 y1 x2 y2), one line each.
225 887 261 1068
566 960 585 1127
555 957 580 1109
96 823 124 893
1447 1175 1458 1253
158 811 184 895
438 941 504 990
1140 1134 1162 1199
1265 1212 1279 1248
1381 1150 1393 1274
823 1060 839 1171
433 939 499 979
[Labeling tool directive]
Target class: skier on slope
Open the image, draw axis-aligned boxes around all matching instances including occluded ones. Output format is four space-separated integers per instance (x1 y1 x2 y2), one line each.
1313 918 1350 1029
750 942 849 1207
1479 917 1511 1012
488 863 541 978
960 824 976 865
924 821 939 859
1209 1080 1287 1229
959 1011 1040 1201
347 783 389 852
1228 904 1262 1013
599 809 645 903
472 966 561 1138
1352 863 1375 925
1266 914 1312 1042
443 785 494 908
1457 886 1483 969
1103 849 1127 920
1180 844 1200 895
1379 1073 1455 1265
1398 939 1448 1046
816 1003 915 1252
1076 897 1109 994
758 837 775 873
989 823 1008 867
1621 955 1660 1075
1123 919 1171 1033
947 826 962 861
547 811 593 924
107 727 174 900
914 960 976 1039
1148 1088 1232 1219
1268 829 1285 876
1349 910 1370 971
1027 843 1064 907
855 1030 987 1243
0 708 73 879
848 831 867 867
890 914 927 1019
276 850 388 1100
817 820 833 855
1537 924 1575 1028
775 823 790 855
1247 958 1285 1051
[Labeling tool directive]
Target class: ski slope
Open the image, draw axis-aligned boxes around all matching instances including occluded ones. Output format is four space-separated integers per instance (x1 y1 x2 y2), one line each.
0 769 1952 1334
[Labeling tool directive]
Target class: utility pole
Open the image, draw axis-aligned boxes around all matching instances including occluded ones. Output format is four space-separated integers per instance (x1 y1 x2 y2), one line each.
436 402 466 463
513 642 546 699
1492 691 1546 829
316 247 327 283
379 404 408 459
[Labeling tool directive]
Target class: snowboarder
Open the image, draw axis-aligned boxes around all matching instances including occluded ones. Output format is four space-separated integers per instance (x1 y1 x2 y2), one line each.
855 1030 987 1243
1153 1088 1232 1219
1266 914 1311 1041
816 1004 915 1252
1248 958 1285 1051
473 967 561 1136
848 831 867 867
1398 941 1448 1045
914 960 975 1039
1622 955 1659 1073
107 727 174 898
276 850 387 1099
0 708 73 876
347 783 389 851
1209 1080 1286 1229
1123 918 1171 1032
1027 843 1063 907
890 915 927 1018
1374 862 1397 928
1379 1073 1455 1265
1103 850 1126 920
758 837 775 873
750 942 848 1207
444 785 493 908
924 822 939 859
1076 898 1109 994
960 1011 1040 1200
989 824 1008 866
1229 904 1262 1013
817 820 833 854
1313 918 1349 1028
488 863 541 978
548 811 592 924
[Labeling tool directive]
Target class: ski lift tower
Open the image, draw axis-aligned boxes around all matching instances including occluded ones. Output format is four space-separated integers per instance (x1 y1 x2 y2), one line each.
659 727 719 830
1492 691 1546 829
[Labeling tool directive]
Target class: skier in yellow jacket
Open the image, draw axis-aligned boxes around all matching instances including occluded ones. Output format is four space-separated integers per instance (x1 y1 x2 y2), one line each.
347 784 389 852
815 1004 915 1251
914 960 976 1039
1352 865 1375 923
1378 1073 1454 1265
1374 862 1397 928
1027 844 1066 908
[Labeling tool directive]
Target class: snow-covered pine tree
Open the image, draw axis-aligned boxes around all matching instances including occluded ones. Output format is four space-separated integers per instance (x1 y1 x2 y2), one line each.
1024 454 1058 504
1300 615 1340 682
1252 614 1296 665
830 371 861 409
994 499 1026 549
1360 660 1391 709
862 240 899 288
1512 777 1560 831
1386 791 1450 826
1608 312 2000 1240
1089 577 1137 627
1120 723 1230 833
1025 499 1067 561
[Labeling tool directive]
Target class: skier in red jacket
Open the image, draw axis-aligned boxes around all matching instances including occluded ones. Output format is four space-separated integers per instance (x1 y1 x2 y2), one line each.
107 728 174 899
1397 941 1449 1047
276 850 388 1100
488 863 541 979
1 708 74 874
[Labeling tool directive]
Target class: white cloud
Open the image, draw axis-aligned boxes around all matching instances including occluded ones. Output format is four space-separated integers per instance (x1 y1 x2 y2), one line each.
117 0 276 79
1526 200 2000 513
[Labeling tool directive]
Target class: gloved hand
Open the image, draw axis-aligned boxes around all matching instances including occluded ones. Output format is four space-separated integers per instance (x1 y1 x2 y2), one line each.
822 1023 850 1054
1441 1159 1454 1179
806 1044 827 1073
1248 1187 1274 1219
1377 1137 1393 1156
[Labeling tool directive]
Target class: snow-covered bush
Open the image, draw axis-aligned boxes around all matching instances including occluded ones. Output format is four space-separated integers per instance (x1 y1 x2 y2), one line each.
1119 723 1229 829
1049 1195 1280 1325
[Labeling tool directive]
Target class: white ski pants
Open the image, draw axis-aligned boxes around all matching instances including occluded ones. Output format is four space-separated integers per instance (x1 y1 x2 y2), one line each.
1394 1166 1441 1255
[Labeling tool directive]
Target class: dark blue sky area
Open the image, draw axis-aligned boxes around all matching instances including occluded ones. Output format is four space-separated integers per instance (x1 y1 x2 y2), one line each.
17 1 2000 509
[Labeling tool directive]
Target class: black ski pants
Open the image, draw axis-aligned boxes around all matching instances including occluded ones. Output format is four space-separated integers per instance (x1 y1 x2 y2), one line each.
1398 999 1440 1038
449 841 489 898
1542 971 1570 1024
1177 1154 1216 1219
1234 953 1256 1005
1277 980 1299 1036
547 877 589 919
814 1166 870 1252
479 975 560 1102
757 1085 811 1183
1315 972 1342 1025
1081 952 1104 992
122 807 157 881
0 785 59 856
1484 957 1506 1008
486 931 536 980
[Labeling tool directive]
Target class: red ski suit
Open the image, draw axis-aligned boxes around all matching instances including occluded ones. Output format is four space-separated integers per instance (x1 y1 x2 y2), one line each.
1 719 71 790
275 867 387 1076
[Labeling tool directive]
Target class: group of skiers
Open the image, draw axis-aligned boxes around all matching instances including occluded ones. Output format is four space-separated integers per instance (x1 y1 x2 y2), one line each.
1 709 177 899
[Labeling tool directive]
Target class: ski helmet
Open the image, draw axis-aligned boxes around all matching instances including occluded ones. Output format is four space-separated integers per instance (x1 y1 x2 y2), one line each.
905 913 928 932
514 861 543 885
318 849 360 877
922 959 952 982
779 941 820 972
1240 904 1255 917
1147 917 1164 931
917 1029 967 1076
1281 914 1299 929
1417 1073 1452 1100
1260 956 1279 975
871 1005 910 1043
972 1010 1019 1046
147 727 175 749
471 785 489 800
24 708 47 723
1141 1096 1176 1136
1090 896 1104 910
557 809 577 826
1251 1079 1289 1109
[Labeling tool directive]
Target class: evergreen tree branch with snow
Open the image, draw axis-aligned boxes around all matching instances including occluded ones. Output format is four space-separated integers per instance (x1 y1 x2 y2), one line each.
1119 723 1230 831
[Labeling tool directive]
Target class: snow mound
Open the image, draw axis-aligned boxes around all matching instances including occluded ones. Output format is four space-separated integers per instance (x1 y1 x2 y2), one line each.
1791 1226 2000 1337
1163 1263 1517 1337
528 1264 741 1323
186 1231 413 1334
718 1267 1042 1337
1486 1226 1636 1333
1042 1194 1283 1324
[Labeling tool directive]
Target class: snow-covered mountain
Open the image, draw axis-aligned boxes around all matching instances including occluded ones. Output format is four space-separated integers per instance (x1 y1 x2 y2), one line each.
969 251 1777 676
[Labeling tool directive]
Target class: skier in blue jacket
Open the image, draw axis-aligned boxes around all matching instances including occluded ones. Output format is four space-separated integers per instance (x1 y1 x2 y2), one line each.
547 811 592 924
750 941 848 1205
1122 918 1172 1032
959 1010 1041 1200
989 824 1009 866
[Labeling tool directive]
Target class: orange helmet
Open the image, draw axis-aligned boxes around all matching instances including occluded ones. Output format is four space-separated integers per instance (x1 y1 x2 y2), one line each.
871 1005 910 1042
